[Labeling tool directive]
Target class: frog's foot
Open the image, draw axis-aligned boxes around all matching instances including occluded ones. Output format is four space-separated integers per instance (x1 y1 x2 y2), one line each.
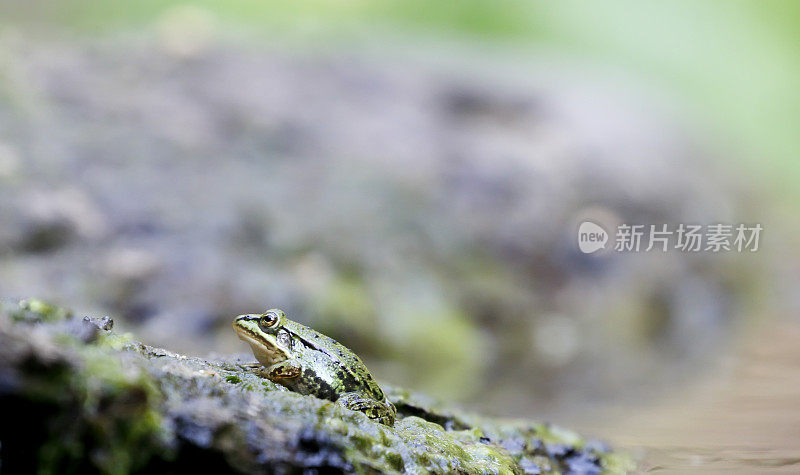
337 392 397 426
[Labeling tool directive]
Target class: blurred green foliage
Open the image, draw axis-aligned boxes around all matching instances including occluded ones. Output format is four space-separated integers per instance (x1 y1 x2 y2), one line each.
3 0 799 199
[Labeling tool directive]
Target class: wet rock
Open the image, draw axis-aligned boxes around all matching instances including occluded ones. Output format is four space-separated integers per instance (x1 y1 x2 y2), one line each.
0 300 633 473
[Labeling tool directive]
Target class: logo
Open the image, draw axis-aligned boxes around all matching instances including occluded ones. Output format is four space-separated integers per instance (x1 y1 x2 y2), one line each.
577 221 608 254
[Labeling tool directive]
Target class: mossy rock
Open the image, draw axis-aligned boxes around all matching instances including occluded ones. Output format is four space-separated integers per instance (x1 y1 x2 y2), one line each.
0 300 633 474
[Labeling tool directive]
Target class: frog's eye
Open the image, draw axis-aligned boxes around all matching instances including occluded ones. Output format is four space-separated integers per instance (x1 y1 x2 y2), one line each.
258 311 280 330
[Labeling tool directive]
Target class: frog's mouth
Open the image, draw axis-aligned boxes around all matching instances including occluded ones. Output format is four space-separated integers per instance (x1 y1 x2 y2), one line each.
234 324 288 366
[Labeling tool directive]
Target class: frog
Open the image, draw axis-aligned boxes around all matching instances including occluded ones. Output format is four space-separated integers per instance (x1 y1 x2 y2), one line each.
233 308 397 426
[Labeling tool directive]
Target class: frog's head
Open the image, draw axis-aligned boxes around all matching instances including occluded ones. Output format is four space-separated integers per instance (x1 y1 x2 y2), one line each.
233 309 293 366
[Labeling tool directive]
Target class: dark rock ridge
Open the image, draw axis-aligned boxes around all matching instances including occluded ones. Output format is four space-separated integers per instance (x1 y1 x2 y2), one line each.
0 299 632 474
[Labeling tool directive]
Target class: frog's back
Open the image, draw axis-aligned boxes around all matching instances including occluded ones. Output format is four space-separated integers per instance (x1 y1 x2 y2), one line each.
286 320 387 402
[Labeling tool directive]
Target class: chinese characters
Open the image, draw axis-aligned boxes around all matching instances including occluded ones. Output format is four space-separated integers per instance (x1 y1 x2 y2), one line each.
613 223 761 252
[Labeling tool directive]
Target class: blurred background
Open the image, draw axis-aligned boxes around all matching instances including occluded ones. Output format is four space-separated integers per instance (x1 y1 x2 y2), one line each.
1 1 798 470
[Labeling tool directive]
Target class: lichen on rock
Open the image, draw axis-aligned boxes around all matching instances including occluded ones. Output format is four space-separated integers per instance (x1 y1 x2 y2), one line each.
0 299 632 473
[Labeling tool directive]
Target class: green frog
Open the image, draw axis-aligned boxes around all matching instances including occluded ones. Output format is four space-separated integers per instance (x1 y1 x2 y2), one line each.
233 309 396 426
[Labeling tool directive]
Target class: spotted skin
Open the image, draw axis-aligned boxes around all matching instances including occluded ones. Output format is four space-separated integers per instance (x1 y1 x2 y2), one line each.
233 309 396 426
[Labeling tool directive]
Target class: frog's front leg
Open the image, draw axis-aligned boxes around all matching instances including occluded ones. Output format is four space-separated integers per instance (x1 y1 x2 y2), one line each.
263 359 303 380
240 361 297 379
337 392 397 426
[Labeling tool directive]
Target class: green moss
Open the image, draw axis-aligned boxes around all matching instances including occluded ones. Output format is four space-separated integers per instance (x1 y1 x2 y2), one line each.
394 417 520 474
383 450 405 471
601 451 637 473
9 298 73 323
36 342 168 474
97 331 135 351
0 300 166 473
533 422 585 447
225 375 242 384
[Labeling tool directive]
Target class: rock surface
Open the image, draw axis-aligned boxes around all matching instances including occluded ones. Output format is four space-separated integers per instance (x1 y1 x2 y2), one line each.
0 299 632 474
